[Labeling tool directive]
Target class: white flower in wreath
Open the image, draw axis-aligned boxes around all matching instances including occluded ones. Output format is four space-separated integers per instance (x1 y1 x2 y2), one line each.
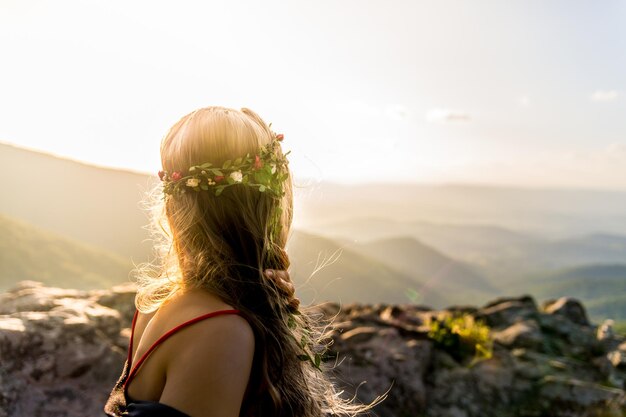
186 178 200 187
270 163 277 174
230 170 243 183
206 179 216 185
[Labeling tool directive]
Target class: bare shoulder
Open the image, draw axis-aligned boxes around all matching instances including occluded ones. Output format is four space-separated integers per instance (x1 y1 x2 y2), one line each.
156 287 255 356
168 310 254 350
157 295 255 417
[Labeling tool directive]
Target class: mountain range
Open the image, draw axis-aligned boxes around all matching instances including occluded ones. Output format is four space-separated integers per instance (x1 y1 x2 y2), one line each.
0 213 131 290
1 140 624 324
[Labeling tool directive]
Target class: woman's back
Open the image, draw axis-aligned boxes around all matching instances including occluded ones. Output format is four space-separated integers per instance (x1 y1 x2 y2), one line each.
105 288 255 417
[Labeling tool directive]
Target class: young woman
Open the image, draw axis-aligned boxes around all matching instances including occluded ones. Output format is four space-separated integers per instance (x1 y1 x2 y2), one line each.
104 106 375 417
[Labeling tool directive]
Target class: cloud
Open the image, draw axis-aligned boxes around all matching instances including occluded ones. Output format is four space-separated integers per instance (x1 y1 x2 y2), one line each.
426 108 471 123
590 90 619 102
385 104 409 120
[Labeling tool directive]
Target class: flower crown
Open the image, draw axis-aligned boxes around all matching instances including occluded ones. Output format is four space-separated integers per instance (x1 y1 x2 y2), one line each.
158 132 289 198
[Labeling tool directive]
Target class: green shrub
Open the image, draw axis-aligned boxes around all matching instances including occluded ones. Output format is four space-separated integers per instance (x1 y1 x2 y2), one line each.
426 313 493 365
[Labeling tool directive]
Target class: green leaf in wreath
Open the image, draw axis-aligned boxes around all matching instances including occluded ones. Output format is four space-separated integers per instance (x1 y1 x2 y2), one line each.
254 171 270 184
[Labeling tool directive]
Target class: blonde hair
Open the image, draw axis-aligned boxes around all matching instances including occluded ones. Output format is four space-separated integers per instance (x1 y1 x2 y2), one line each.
133 106 378 416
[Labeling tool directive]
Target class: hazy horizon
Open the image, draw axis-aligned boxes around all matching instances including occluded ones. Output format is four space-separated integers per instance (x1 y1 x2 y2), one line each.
4 139 626 193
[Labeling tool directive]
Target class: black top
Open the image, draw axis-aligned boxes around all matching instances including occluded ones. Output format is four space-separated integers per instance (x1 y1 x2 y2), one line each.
103 358 190 417
126 401 191 417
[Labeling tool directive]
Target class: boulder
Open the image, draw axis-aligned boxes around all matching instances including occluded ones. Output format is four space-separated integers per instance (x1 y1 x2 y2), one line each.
492 320 543 350
542 297 590 327
0 282 132 417
475 295 539 329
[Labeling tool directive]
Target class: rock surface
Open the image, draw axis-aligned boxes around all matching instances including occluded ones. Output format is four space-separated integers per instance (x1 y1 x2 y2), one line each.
329 298 626 417
0 281 134 417
0 283 625 417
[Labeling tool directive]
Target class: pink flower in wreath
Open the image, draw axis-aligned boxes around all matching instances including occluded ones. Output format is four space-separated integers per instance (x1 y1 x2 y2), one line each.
171 171 182 181
214 175 225 183
254 155 263 170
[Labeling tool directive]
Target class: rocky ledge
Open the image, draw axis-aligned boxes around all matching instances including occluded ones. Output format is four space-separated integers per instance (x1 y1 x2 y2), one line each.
0 281 625 417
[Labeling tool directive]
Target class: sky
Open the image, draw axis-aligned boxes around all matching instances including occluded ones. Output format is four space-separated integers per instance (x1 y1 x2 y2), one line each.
1 0 625 189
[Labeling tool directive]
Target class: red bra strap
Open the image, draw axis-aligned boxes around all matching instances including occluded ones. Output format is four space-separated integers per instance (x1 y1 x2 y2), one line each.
127 310 139 365
123 309 242 393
